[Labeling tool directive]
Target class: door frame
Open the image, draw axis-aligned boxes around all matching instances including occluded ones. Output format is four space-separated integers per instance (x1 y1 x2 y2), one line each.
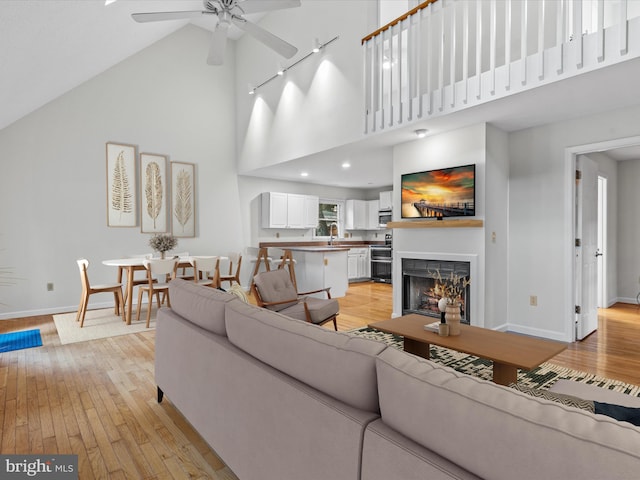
565 135 640 341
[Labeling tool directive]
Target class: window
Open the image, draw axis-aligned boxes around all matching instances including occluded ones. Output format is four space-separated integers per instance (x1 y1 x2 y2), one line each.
315 200 344 237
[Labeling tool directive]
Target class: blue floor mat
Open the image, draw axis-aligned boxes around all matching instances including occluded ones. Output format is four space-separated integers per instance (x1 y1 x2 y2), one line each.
0 329 43 353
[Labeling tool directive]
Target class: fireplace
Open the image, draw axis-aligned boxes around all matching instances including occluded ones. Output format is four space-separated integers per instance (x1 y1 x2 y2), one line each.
402 258 471 324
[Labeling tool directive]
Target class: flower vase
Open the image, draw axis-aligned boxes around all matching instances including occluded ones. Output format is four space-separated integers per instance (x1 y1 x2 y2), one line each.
160 251 166 259
445 303 462 336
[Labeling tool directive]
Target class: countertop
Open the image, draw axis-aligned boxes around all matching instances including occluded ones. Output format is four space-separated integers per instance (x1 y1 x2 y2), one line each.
258 241 383 249
283 246 350 253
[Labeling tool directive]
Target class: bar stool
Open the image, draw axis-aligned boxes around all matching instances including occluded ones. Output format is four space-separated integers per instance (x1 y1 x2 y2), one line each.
274 249 298 290
250 247 273 286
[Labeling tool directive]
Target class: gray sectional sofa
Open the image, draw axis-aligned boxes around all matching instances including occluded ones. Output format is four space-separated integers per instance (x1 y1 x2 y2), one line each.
156 279 640 480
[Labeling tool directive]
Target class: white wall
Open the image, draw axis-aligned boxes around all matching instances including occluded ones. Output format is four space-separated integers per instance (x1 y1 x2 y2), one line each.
617 157 640 302
508 104 640 342
0 26 240 318
235 0 378 171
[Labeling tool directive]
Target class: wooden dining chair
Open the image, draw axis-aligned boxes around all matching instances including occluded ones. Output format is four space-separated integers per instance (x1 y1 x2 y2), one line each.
76 259 124 328
173 251 194 280
190 256 220 287
136 258 178 327
121 253 154 304
219 252 242 288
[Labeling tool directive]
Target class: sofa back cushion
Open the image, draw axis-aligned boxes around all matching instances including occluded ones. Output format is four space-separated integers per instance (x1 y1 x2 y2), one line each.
253 269 298 311
168 279 237 336
375 347 640 480
225 299 387 412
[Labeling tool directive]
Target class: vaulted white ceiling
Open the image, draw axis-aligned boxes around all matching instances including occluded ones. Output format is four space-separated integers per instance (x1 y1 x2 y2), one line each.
0 0 258 132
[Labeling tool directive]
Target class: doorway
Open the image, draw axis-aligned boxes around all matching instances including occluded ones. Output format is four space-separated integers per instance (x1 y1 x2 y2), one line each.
569 134 640 342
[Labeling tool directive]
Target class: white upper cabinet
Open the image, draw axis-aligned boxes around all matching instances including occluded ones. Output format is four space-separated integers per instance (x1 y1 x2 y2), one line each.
367 199 380 230
379 191 393 210
262 192 319 229
346 199 381 230
304 195 319 228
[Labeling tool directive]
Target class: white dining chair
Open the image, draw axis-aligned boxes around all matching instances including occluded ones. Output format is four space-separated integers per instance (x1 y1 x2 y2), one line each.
136 257 178 327
190 256 220 287
219 252 242 288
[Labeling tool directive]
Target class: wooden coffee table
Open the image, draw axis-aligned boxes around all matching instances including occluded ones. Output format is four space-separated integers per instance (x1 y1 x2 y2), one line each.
369 314 567 385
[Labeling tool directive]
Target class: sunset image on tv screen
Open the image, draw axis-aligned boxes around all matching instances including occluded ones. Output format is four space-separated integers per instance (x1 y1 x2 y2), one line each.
401 164 475 218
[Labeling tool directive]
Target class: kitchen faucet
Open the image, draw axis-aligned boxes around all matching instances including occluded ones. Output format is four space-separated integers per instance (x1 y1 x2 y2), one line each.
329 222 338 245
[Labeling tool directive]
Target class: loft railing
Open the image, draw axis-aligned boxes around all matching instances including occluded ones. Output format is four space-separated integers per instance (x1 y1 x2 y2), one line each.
362 0 639 134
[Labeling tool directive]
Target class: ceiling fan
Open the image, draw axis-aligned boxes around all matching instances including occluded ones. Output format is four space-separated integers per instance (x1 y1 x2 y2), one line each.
132 0 301 65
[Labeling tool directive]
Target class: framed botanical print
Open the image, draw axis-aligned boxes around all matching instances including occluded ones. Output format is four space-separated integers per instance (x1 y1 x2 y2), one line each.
106 142 137 227
171 161 196 237
140 153 168 233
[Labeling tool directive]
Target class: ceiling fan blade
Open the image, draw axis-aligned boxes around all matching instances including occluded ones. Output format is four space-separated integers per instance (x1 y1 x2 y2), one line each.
231 17 298 59
235 0 301 15
207 22 230 65
132 11 207 23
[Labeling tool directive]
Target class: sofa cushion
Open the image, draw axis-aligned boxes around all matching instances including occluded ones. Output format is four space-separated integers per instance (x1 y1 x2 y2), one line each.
225 299 387 412
168 278 238 336
376 347 640 480
280 297 339 324
253 269 298 311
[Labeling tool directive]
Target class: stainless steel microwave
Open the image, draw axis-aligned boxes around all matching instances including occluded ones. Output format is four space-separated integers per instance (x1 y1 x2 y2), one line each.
378 209 392 227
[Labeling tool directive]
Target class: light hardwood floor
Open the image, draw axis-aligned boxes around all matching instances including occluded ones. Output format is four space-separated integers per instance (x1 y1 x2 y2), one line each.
1 282 639 478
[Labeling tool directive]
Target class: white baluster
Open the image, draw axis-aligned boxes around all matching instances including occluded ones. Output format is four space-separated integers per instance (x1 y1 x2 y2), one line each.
490 0 497 94
557 0 565 74
521 0 528 85
505 0 512 89
462 0 469 103
620 0 628 55
597 0 604 62
476 0 483 99
538 0 545 80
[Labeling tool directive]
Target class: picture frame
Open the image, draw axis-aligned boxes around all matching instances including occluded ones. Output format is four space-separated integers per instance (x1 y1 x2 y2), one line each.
171 161 196 237
140 153 168 233
106 142 137 227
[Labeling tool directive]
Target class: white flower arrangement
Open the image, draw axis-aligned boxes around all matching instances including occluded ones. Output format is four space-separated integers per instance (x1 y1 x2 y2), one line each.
149 233 178 254
429 269 470 305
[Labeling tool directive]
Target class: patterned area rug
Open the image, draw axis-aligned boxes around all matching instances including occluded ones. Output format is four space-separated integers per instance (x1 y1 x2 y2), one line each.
350 327 640 396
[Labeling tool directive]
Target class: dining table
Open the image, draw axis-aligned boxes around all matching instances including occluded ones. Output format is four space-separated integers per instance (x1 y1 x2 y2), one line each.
102 256 224 325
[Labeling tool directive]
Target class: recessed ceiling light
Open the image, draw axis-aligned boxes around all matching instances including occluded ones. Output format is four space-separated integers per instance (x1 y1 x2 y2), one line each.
300 172 309 177
414 129 428 138
342 162 351 169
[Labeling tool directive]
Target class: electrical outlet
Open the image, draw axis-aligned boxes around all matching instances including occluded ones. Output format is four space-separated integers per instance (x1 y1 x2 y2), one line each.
491 231 496 243
47 282 54 292
276 232 280 238
530 295 537 306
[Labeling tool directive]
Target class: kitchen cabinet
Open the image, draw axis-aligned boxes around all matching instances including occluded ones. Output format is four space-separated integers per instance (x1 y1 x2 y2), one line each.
379 190 393 210
367 200 380 230
345 199 380 230
262 192 319 229
288 248 349 297
348 248 370 281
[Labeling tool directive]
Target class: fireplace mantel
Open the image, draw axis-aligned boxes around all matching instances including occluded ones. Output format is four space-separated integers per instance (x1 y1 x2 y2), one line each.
387 219 483 229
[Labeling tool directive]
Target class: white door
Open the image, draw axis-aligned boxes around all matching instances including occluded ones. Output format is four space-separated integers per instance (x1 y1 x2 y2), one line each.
597 176 607 308
575 155 598 340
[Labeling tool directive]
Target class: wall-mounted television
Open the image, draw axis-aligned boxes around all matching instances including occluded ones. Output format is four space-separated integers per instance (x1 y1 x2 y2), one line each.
401 164 475 219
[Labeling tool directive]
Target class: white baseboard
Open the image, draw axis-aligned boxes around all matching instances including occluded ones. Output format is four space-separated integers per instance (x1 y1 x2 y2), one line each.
0 299 152 320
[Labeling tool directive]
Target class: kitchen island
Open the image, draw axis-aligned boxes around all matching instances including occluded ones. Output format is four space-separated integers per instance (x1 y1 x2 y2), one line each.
284 246 349 298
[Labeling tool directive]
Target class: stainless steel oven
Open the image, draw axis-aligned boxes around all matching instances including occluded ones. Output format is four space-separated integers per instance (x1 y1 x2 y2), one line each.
370 234 392 283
